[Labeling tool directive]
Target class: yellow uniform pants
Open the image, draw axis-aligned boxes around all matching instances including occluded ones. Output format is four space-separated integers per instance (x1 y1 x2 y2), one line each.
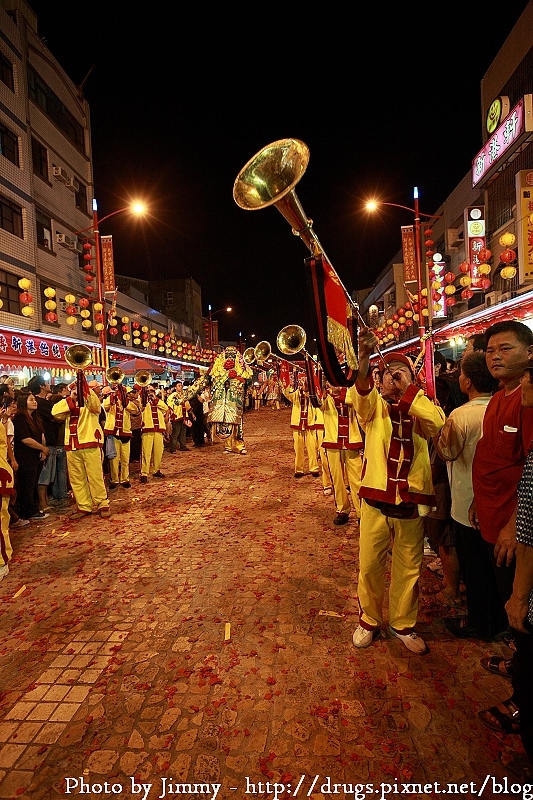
109 438 131 484
0 495 12 568
141 432 164 476
324 449 362 516
292 429 319 474
314 430 332 490
66 448 109 513
223 427 246 453
357 499 424 631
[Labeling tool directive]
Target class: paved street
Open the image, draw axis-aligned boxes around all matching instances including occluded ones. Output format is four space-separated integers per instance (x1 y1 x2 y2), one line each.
0 407 521 799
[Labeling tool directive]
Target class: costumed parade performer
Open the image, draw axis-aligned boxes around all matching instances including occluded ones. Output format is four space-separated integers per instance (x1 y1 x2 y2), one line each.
103 379 138 489
207 346 253 454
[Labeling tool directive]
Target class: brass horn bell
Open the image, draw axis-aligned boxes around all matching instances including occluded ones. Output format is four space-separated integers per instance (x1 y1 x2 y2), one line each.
276 325 307 356
134 369 152 387
64 344 92 370
106 366 125 385
254 341 271 365
243 347 256 365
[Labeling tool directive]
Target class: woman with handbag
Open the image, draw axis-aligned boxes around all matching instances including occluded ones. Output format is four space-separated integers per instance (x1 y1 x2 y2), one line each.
13 392 49 522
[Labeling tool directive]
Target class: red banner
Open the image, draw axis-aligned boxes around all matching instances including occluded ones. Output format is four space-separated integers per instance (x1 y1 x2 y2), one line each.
401 226 417 283
101 235 116 293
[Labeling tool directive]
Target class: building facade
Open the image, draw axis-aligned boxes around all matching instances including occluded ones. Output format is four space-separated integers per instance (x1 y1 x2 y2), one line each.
357 3 533 364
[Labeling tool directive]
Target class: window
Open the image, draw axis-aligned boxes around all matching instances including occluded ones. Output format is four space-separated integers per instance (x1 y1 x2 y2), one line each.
0 53 14 92
75 180 87 212
27 65 84 152
0 122 19 166
36 209 52 250
166 291 174 307
31 137 48 180
0 195 23 238
0 270 22 315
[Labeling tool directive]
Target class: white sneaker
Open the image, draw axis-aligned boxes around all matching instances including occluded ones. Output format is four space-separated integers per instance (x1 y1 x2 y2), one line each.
352 625 380 648
389 626 428 654
0 564 9 581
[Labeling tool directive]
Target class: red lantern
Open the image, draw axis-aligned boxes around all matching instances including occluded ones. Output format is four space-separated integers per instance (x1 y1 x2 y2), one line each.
446 296 456 307
424 229 433 237
84 265 94 273
481 278 492 290
121 324 129 333
405 318 413 327
86 285 95 293
109 327 118 336
151 343 157 350
84 274 94 282
66 304 77 315
461 288 474 301
132 321 140 329
83 242 92 250
426 250 434 258
459 261 470 273
444 271 455 283
19 292 33 304
500 248 516 263
142 333 149 340
478 248 492 262
45 312 58 323
425 239 434 248
79 297 90 309
83 253 92 261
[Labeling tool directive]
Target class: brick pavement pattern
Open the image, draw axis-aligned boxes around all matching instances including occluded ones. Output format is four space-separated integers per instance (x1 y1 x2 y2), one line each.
0 407 521 798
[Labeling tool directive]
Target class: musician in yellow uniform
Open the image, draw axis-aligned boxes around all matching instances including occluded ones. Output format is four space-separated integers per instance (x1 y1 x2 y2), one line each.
309 403 333 497
282 374 319 478
320 384 363 525
348 331 445 655
140 387 169 483
103 387 138 489
166 382 193 453
52 384 110 519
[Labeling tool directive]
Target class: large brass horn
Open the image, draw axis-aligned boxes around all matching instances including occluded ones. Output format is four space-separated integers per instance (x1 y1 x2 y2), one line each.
243 347 256 365
65 344 92 370
254 341 272 365
234 139 366 387
277 325 307 356
106 366 125 385
134 369 152 387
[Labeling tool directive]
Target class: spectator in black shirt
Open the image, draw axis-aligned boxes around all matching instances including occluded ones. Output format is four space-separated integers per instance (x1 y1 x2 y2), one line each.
28 376 60 513
13 392 49 521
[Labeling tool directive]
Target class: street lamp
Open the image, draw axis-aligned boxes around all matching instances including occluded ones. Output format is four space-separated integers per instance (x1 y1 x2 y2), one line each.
76 200 146 377
207 305 232 350
365 190 442 397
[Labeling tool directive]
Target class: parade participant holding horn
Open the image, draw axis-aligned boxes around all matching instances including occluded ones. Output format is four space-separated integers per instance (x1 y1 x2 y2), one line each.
320 383 363 524
349 328 445 655
103 367 137 489
281 371 319 479
207 345 252 454
139 380 168 483
166 382 193 452
51 346 110 520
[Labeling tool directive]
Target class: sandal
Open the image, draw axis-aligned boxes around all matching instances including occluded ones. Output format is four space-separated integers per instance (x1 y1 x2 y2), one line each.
478 698 520 734
480 656 514 680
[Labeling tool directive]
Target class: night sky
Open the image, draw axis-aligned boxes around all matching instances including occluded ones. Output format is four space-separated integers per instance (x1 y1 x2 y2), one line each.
26 1 530 347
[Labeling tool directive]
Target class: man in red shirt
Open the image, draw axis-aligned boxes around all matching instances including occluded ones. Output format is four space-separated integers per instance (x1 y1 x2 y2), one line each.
445 320 533 641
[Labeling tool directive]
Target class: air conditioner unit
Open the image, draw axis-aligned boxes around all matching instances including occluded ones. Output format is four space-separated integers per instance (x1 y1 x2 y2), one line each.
485 291 502 307
72 239 83 253
56 233 75 249
52 165 69 183
501 292 514 303
66 176 80 192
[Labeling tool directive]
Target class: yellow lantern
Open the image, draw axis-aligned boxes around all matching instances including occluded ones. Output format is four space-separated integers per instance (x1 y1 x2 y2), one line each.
478 263 491 275
150 329 157 336
431 281 441 290
500 265 517 280
95 323 104 331
44 287 56 298
405 310 413 318
444 285 456 295
433 302 442 312
81 319 92 329
459 275 472 287
80 309 91 318
121 316 130 324
142 340 149 348
109 318 118 327
499 232 516 247
64 294 76 304
142 326 149 333
0 300 3 310
21 305 34 317
421 287 428 297
93 302 103 312
421 308 429 317
158 346 165 352
45 300 57 310
123 333 131 341
413 313 419 322
18 278 31 291
66 315 77 325
151 336 157 343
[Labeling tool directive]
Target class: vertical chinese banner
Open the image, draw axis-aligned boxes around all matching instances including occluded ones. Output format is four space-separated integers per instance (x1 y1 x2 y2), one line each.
401 226 417 283
212 319 219 347
101 235 116 293
464 206 486 290
516 170 533 283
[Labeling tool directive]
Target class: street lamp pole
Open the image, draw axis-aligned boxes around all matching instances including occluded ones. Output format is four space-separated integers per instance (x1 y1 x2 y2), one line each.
207 305 232 350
